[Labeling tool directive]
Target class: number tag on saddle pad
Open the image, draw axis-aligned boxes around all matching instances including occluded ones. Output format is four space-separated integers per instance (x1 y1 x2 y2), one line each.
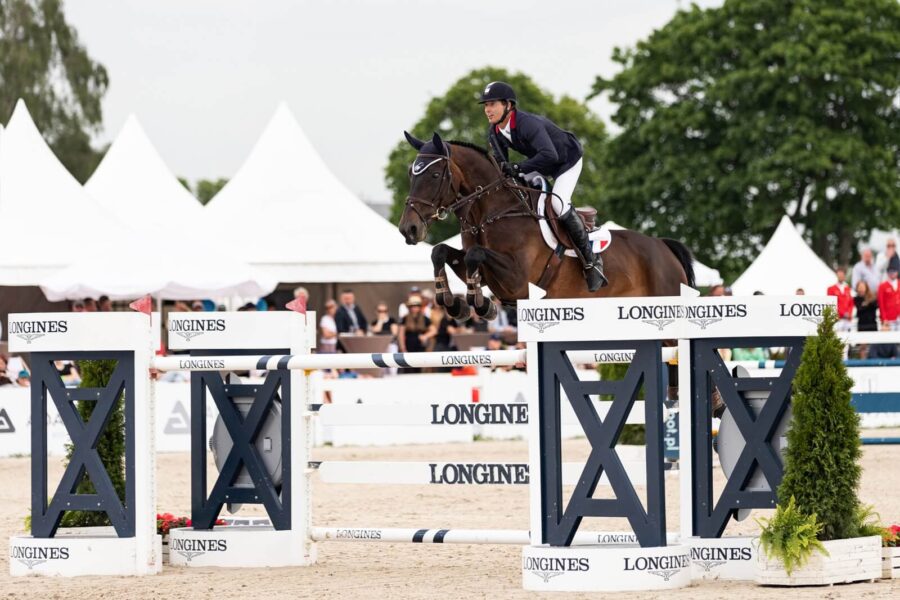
590 228 611 254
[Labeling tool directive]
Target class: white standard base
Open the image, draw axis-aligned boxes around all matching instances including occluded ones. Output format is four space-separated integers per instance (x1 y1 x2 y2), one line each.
9 534 162 577
756 535 882 586
168 527 316 568
883 546 900 579
685 536 757 580
521 543 691 592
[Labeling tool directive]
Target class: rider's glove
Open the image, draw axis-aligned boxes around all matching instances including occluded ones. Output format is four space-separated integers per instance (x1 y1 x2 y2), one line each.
500 161 518 178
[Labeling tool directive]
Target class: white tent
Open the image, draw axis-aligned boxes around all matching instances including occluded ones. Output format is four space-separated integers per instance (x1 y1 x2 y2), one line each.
85 115 202 227
204 103 433 282
731 215 835 296
39 241 275 301
0 100 127 285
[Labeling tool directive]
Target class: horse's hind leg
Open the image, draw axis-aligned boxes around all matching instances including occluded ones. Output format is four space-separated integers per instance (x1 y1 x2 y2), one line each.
431 244 471 321
464 246 498 320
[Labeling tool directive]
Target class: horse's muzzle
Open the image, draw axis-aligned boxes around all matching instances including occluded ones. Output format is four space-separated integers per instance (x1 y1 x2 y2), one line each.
398 208 427 245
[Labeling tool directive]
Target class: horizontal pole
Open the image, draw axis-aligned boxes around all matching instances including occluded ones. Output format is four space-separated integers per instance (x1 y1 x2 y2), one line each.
152 347 679 372
729 358 900 370
861 437 900 445
313 458 657 486
310 526 680 546
314 400 650 427
841 331 900 344
153 350 525 372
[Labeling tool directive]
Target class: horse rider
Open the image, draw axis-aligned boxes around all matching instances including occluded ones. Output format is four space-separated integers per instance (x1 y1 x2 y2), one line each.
479 81 608 291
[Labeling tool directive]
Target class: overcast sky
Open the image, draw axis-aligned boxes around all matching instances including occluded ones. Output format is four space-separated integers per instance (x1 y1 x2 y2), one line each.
64 0 721 202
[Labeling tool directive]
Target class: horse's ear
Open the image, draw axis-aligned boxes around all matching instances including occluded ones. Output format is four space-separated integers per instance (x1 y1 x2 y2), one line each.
404 131 425 151
431 132 445 155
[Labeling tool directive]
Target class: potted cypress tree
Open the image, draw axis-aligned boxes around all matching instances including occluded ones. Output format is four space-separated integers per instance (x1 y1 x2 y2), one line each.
756 308 883 585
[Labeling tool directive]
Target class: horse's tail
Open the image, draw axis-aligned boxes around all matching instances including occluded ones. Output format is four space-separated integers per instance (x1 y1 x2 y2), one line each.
662 239 695 289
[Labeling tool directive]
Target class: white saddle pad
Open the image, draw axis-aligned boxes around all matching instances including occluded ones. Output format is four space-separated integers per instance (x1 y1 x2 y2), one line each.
534 177 611 257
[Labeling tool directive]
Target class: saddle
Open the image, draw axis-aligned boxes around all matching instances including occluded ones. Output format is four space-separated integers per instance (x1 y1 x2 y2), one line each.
544 199 598 250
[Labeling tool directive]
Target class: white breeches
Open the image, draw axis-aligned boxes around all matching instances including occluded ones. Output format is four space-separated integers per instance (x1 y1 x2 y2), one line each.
550 158 582 215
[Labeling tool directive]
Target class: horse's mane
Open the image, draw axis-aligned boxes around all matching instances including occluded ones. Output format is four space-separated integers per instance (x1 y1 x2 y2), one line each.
447 140 490 158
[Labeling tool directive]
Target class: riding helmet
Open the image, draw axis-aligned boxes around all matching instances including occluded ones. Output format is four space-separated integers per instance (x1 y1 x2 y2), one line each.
478 81 517 104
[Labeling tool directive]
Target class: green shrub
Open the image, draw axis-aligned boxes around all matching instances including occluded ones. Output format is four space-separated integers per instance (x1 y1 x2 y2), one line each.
758 496 828 575
777 308 862 541
59 359 126 528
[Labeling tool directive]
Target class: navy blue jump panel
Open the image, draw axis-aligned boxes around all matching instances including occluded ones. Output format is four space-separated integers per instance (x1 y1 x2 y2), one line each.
538 340 667 548
29 351 136 538
690 336 805 538
190 367 292 530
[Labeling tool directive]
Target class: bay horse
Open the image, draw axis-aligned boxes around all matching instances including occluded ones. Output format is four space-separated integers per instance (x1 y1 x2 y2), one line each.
398 132 695 322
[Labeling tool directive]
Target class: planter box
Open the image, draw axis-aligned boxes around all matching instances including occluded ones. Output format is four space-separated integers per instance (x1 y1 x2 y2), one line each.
756 535 881 586
883 546 900 580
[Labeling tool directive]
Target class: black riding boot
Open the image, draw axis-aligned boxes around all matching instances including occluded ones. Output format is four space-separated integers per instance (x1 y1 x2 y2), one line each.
559 207 608 291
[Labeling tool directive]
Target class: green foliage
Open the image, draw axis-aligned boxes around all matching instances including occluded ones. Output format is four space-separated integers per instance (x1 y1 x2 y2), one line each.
195 178 228 205
758 496 828 575
385 67 607 243
778 308 862 541
598 362 646 444
0 0 109 182
59 359 125 527
592 0 900 280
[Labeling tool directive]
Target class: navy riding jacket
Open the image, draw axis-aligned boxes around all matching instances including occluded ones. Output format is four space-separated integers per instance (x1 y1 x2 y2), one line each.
487 109 583 179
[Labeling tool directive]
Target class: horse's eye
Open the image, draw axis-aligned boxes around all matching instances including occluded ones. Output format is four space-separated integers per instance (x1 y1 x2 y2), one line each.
432 172 440 178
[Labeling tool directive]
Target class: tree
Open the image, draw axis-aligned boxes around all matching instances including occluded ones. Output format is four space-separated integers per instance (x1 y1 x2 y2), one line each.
195 178 228 205
386 67 607 243
592 0 900 280
0 0 109 182
778 308 861 541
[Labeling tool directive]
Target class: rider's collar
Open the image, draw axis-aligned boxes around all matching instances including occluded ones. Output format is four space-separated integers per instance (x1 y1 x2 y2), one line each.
495 110 516 134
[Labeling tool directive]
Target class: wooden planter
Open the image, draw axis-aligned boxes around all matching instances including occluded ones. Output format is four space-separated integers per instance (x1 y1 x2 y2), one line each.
883 546 900 580
756 535 882 586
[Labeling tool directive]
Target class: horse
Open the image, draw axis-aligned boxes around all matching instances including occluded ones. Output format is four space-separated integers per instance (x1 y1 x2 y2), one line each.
398 132 695 322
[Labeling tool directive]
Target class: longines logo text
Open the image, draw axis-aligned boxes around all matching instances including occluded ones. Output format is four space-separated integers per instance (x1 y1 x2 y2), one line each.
11 545 69 569
617 304 747 331
177 359 226 370
623 553 689 580
519 306 584 333
439 353 493 366
169 318 226 341
429 462 528 484
690 546 752 572
523 556 590 583
779 303 829 324
10 320 68 343
430 403 528 425
335 528 382 540
171 538 227 562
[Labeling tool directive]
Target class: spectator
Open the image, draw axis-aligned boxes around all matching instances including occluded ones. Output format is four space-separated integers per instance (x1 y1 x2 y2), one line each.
827 267 854 332
0 355 14 386
55 360 80 386
877 264 900 330
71 300 85 312
426 305 458 352
708 285 725 297
851 248 880 292
398 296 430 373
870 321 899 359
83 297 98 312
98 296 112 311
854 281 878 359
335 289 368 334
15 369 30 387
488 296 516 335
370 302 398 338
238 302 257 311
318 300 339 353
486 332 504 351
723 287 733 296
468 312 490 332
876 238 898 281
795 288 805 295
731 346 768 361
397 286 422 320
421 288 435 319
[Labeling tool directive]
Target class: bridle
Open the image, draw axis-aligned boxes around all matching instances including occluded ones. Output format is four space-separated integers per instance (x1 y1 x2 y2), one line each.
405 147 546 233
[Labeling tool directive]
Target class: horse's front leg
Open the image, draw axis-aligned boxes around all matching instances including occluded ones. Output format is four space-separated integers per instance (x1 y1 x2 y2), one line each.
464 246 498 320
431 244 471 321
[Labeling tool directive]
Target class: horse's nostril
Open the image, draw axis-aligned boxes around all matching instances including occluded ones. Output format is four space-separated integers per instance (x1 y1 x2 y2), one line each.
410 225 418 238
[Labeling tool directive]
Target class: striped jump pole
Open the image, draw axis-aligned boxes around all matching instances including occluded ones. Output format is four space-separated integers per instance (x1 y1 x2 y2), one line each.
311 526 679 546
151 347 679 373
